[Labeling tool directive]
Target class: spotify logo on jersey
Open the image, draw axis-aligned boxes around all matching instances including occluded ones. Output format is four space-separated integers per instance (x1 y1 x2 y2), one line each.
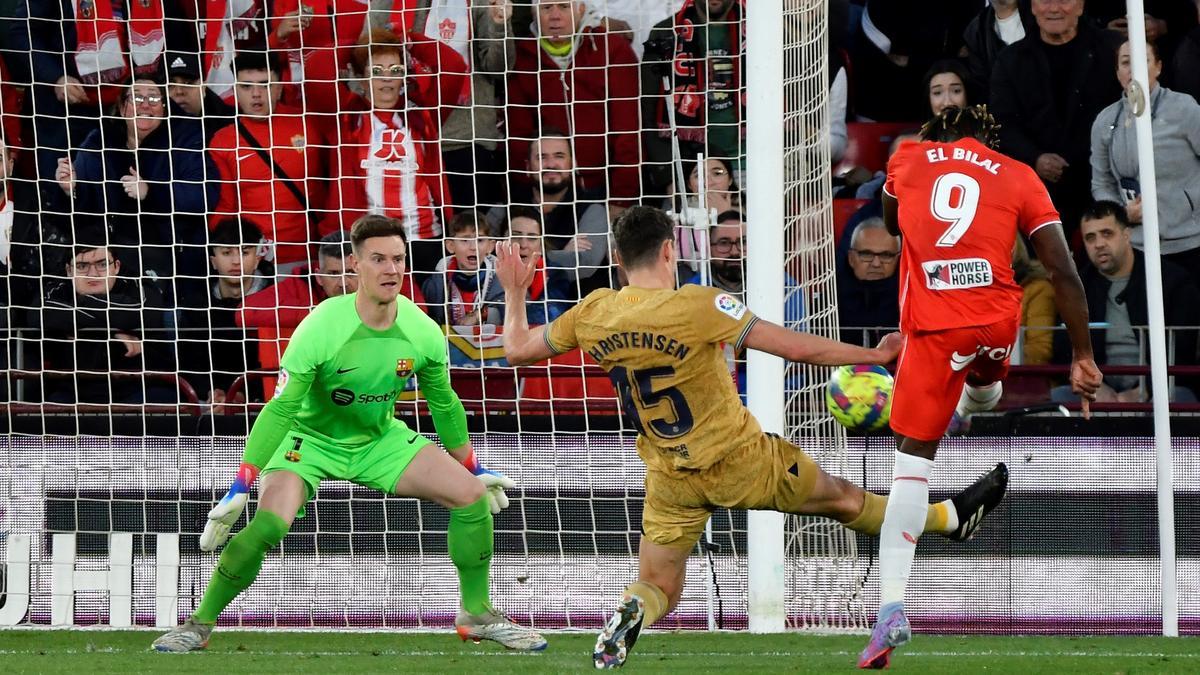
331 389 355 406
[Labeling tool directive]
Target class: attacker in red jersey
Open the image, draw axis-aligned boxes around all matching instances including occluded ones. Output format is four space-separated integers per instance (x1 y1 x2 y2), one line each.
857 106 1102 669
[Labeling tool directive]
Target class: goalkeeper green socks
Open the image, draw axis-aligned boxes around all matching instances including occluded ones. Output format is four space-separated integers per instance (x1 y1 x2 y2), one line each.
193 510 289 624
447 495 493 616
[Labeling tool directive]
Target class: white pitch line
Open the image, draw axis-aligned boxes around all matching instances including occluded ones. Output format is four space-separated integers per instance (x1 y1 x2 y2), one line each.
0 649 1195 659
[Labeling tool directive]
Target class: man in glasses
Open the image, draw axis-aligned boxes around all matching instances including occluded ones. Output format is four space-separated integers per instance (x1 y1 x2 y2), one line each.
38 237 170 404
684 210 803 397
837 217 901 347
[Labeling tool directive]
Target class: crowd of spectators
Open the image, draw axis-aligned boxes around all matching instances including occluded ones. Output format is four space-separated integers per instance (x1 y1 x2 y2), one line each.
0 0 1197 408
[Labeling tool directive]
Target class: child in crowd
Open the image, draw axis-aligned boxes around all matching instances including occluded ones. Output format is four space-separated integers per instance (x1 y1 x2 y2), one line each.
422 211 505 327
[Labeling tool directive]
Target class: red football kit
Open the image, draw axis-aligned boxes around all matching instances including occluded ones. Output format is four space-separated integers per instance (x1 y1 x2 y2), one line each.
883 137 1061 440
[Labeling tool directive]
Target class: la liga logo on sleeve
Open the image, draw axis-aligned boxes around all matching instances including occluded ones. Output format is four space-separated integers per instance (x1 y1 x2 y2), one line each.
714 293 747 320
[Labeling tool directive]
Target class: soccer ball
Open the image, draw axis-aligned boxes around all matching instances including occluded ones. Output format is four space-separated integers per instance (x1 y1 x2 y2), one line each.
825 364 893 432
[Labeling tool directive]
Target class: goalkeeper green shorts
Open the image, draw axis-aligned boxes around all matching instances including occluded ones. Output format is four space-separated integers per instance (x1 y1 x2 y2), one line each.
262 421 430 506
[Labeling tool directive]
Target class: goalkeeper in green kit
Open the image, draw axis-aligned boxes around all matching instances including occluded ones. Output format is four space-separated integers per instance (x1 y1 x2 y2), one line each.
154 215 546 653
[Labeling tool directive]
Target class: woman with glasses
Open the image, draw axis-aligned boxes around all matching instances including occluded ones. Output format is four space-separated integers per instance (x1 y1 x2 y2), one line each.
321 28 468 276
55 77 217 290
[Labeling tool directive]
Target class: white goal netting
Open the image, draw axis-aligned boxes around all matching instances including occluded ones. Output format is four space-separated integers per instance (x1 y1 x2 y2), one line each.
0 0 858 631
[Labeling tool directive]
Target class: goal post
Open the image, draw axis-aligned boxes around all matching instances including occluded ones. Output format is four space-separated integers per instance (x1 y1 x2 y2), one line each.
745 0 788 634
746 0 865 632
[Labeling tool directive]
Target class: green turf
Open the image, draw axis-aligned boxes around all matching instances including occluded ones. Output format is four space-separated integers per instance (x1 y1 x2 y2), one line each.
0 630 1196 674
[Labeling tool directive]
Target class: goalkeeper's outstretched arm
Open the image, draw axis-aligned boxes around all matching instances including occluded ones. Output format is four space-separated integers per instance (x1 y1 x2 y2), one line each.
742 319 903 367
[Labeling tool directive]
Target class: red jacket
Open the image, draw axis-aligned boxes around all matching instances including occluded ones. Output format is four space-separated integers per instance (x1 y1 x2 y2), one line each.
208 105 332 264
320 34 468 238
506 27 642 200
267 0 373 113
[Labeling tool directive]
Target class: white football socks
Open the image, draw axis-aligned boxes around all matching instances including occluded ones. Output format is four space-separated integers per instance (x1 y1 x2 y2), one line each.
878 451 934 610
955 381 1003 418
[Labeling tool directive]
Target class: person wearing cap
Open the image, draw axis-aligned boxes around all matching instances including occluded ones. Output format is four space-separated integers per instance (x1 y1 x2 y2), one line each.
165 51 235 140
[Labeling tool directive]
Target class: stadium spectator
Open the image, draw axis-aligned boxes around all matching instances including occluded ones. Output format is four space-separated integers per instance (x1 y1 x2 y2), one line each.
164 51 235 140
266 0 366 112
587 1 678 56
683 210 804 397
423 211 505 327
209 52 330 274
11 0 167 211
504 205 573 325
507 0 641 201
0 131 68 310
1172 22 1200 102
491 130 609 298
177 218 270 407
922 60 970 119
412 0 515 211
1053 201 1200 402
55 78 217 295
321 28 469 275
671 159 742 276
846 0 976 122
1090 40 1200 282
836 217 900 347
990 0 1122 238
1013 236 1056 365
1086 0 1197 69
961 0 1032 103
164 0 269 103
642 0 745 198
36 238 173 404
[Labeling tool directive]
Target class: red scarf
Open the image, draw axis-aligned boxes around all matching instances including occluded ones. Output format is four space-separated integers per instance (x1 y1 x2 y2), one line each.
73 0 165 104
203 0 260 102
445 256 494 325
528 257 546 302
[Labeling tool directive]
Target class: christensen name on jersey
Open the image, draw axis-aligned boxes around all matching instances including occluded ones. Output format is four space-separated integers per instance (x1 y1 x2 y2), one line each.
545 284 760 473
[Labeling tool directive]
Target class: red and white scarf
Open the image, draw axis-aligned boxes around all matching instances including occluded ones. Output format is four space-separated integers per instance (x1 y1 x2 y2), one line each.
203 0 260 102
445 256 495 325
73 0 165 101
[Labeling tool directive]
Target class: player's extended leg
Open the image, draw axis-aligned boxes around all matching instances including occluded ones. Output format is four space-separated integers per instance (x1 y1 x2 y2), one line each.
391 445 546 651
594 536 688 670
153 470 306 653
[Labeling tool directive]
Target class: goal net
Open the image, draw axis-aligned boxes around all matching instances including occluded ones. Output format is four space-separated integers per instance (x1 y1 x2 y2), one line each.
0 0 861 632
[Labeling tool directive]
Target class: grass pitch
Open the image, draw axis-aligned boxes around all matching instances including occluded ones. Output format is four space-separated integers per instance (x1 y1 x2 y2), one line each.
0 630 1196 673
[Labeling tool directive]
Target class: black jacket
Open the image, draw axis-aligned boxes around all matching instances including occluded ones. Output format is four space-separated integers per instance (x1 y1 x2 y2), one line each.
1053 250 1200 371
35 277 172 403
961 0 1034 103
990 23 1123 171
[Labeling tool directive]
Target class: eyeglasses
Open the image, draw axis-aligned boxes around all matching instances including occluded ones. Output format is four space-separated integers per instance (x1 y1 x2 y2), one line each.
711 238 744 253
851 249 898 263
370 64 406 78
131 94 164 106
74 259 114 274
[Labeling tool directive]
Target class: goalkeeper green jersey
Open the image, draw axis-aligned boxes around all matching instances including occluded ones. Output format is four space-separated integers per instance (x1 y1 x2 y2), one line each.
241 293 469 467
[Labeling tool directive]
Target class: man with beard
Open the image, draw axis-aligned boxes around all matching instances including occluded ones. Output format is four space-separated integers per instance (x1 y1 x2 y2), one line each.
837 217 901 347
490 130 610 299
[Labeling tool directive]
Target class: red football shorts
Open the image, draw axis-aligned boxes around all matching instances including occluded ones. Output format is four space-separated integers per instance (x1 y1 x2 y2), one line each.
890 315 1020 441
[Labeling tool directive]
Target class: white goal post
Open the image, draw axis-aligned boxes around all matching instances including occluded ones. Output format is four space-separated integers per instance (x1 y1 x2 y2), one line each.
746 0 864 632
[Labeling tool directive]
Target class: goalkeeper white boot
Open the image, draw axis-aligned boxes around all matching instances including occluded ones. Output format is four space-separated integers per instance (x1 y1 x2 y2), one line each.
593 593 645 669
152 617 213 653
455 603 547 651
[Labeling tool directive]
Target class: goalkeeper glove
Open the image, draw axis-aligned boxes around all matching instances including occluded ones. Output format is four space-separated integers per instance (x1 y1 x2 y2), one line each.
200 462 259 552
459 449 515 515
